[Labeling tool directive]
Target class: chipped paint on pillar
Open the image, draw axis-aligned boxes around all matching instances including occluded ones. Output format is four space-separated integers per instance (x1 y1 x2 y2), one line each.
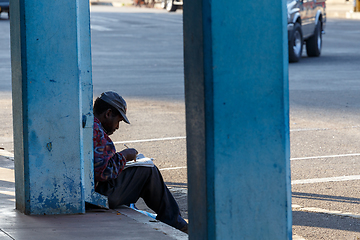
10 0 95 214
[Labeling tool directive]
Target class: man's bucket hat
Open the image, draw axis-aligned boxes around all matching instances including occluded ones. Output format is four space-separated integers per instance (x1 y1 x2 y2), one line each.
99 91 130 124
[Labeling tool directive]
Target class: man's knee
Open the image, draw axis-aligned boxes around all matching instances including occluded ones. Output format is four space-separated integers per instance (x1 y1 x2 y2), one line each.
124 166 159 178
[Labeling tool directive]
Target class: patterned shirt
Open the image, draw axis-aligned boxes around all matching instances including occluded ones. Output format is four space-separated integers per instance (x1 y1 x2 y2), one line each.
93 117 126 182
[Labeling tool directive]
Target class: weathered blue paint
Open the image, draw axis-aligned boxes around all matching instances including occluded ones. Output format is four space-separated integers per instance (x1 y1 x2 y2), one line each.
184 0 291 239
9 0 107 214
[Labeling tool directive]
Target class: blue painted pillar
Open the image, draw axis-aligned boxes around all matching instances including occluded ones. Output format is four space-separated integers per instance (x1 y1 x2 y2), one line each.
183 0 291 239
10 0 107 214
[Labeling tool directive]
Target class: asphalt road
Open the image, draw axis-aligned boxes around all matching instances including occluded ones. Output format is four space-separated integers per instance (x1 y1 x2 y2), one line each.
1 6 360 239
289 18 360 239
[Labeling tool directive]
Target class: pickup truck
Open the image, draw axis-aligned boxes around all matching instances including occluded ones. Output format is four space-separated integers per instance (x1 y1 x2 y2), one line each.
287 0 326 62
163 0 326 64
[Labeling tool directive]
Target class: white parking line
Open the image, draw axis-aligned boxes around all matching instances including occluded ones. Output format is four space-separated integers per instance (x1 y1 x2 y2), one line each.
159 166 186 171
90 25 112 31
291 153 360 161
292 175 360 185
3 136 360 186
158 171 360 187
113 136 186 144
290 125 360 132
291 127 329 132
292 204 360 220
114 136 360 162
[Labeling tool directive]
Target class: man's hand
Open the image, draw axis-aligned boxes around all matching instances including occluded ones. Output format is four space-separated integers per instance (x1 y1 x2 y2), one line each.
120 148 138 162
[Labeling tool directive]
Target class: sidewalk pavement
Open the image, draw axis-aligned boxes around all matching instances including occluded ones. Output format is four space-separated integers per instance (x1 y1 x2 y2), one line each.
0 152 187 240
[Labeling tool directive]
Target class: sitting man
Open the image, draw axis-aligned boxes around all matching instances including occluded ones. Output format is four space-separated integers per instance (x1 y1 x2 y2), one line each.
93 91 188 233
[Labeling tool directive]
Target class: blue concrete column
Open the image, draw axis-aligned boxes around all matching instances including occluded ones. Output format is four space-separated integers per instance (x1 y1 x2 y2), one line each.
183 0 291 239
10 0 107 214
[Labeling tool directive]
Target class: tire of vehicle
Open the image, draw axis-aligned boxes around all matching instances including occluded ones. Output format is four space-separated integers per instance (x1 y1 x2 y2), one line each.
166 0 177 12
288 22 303 63
306 21 322 57
161 0 166 9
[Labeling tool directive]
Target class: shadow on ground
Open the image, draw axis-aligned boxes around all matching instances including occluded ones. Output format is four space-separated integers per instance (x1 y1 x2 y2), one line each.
293 192 360 205
293 210 360 232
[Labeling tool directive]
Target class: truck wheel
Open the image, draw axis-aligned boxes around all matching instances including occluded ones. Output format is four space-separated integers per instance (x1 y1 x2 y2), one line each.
161 0 166 9
306 21 322 57
166 0 177 11
288 22 303 63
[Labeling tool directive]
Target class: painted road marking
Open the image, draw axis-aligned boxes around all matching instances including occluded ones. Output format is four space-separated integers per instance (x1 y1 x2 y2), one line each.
113 136 186 144
292 175 360 185
291 125 360 132
3 161 360 186
291 127 329 132
159 166 187 171
90 25 112 31
161 167 360 186
292 204 360 220
115 136 360 162
2 159 360 226
291 153 360 161
3 137 360 185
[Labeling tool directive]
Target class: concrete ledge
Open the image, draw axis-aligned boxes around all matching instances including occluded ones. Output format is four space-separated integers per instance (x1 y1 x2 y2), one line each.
116 206 188 240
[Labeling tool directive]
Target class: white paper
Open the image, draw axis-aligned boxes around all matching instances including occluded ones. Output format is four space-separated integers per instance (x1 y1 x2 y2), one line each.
124 153 155 169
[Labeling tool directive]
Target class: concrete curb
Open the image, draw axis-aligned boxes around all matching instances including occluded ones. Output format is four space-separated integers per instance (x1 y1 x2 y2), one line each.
116 206 188 240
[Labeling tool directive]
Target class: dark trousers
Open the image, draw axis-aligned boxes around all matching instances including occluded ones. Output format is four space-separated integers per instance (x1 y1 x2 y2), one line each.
95 166 187 230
